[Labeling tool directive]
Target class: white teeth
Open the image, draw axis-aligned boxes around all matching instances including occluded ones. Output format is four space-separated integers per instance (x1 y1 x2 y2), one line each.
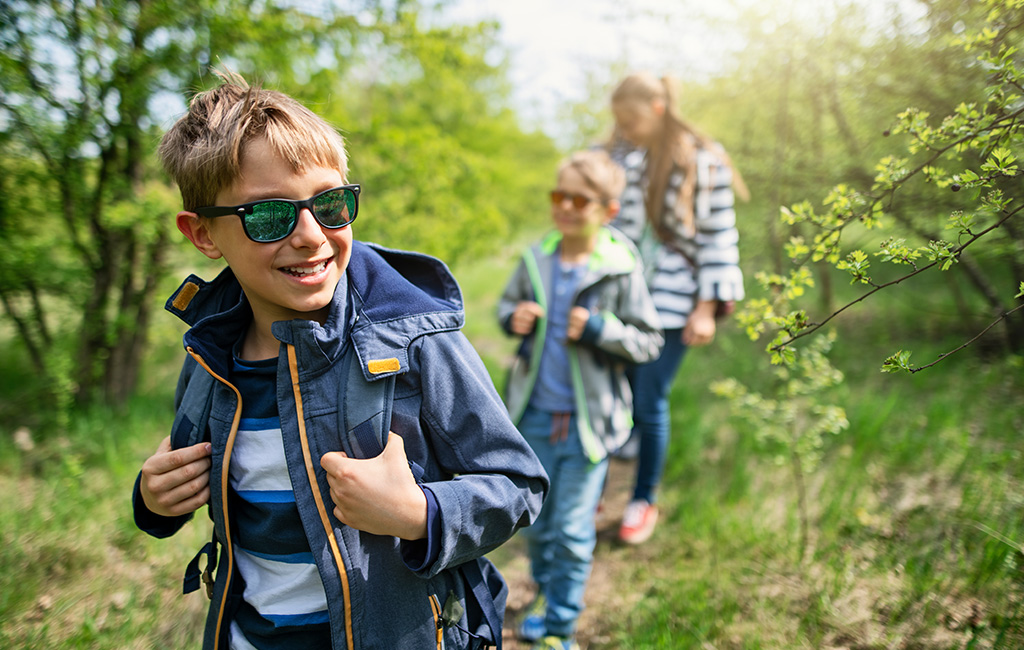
284 261 327 276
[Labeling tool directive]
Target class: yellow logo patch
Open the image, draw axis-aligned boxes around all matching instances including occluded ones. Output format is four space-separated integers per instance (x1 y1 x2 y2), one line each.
172 282 200 311
367 358 401 374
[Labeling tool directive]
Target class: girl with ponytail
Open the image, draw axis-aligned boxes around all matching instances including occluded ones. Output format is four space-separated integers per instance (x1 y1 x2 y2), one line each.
607 72 748 544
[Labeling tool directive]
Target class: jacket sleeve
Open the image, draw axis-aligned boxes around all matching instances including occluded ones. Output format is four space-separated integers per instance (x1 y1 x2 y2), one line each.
581 262 664 365
407 330 548 576
496 255 532 336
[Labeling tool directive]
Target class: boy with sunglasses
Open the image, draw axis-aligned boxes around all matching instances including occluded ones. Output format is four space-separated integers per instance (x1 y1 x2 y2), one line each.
496 150 663 650
132 72 548 650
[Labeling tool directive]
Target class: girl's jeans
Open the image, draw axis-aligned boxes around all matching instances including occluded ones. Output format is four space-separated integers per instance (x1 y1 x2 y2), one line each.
625 328 688 504
517 406 609 638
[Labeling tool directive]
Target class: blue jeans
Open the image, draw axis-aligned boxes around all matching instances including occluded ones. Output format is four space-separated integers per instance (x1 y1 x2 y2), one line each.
517 406 609 638
625 329 688 504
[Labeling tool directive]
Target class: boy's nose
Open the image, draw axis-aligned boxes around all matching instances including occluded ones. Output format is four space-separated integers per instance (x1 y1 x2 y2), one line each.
290 208 328 246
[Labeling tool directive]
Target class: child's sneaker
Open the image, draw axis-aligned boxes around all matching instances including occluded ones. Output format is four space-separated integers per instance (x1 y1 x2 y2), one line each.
618 499 658 544
531 635 580 650
517 593 547 641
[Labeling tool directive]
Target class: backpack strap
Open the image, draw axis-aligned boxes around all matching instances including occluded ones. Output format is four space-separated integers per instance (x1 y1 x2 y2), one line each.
461 557 507 650
170 359 216 450
339 350 505 646
171 362 218 597
337 349 397 459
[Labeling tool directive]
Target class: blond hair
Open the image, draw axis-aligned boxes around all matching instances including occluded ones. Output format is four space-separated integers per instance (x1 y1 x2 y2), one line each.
159 70 348 211
611 72 748 240
558 149 626 202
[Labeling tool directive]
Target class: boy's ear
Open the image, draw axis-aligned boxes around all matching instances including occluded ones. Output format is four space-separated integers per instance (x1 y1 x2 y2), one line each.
603 199 621 223
176 211 224 260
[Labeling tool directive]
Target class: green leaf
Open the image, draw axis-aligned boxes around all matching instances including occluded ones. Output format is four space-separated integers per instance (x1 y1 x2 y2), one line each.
882 350 914 373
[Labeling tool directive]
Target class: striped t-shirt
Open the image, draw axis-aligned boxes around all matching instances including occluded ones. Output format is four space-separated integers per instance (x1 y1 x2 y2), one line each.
228 355 330 650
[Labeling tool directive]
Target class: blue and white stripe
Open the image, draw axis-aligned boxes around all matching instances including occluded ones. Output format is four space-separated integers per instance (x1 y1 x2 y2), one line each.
228 357 329 650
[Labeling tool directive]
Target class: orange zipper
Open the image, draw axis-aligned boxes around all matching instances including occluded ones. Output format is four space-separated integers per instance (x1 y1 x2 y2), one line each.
287 344 355 650
429 593 444 650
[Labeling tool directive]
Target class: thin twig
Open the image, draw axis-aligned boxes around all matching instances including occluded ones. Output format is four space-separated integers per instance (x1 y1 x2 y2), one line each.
908 302 1024 373
773 207 1022 350
964 519 1024 553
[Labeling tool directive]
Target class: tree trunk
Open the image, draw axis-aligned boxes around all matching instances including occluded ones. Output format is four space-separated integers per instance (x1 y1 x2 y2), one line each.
768 50 793 275
75 237 117 403
0 287 47 370
103 228 168 405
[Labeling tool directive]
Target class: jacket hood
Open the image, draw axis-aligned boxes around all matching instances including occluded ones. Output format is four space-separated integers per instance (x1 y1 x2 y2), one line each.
165 240 464 380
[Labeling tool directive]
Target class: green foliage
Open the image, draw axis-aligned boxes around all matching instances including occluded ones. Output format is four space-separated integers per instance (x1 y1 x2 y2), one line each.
735 0 1024 375
712 333 848 471
612 321 1024 648
712 332 849 560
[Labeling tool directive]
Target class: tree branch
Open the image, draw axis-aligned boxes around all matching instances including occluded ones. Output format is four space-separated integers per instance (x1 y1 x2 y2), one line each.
906 302 1024 372
0 286 46 370
773 206 1023 350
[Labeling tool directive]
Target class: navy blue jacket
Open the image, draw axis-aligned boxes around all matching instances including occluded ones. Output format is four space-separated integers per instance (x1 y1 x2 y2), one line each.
133 241 548 649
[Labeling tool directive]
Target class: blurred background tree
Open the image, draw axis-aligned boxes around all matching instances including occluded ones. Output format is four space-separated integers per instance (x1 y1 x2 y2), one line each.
722 0 1024 370
0 0 558 417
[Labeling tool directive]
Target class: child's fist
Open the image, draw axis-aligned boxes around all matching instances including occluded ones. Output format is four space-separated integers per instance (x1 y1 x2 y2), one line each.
567 306 591 341
510 301 545 336
139 436 212 517
320 433 427 540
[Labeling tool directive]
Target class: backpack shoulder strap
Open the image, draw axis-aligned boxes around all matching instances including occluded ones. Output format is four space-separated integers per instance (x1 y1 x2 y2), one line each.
170 359 216 450
172 361 218 597
338 349 396 459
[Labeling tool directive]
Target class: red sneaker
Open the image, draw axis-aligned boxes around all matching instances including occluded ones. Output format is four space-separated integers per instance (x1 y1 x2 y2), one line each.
618 499 658 544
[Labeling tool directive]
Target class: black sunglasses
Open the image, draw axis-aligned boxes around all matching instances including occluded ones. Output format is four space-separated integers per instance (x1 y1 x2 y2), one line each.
549 189 604 210
195 184 360 243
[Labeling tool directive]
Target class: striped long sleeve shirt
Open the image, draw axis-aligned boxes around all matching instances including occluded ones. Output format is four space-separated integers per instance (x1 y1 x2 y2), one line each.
611 145 745 330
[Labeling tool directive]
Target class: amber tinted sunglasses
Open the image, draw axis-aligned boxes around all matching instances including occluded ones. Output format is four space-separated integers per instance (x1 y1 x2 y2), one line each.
549 189 605 210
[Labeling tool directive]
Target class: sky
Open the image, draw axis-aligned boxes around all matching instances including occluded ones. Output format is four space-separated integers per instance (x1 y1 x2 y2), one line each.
443 0 725 133
442 0 926 140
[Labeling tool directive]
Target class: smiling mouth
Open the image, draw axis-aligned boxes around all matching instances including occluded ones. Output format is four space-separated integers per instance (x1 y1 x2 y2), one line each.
282 261 328 276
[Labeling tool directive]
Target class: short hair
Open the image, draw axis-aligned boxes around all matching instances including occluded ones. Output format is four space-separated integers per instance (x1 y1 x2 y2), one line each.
558 149 626 202
159 71 348 211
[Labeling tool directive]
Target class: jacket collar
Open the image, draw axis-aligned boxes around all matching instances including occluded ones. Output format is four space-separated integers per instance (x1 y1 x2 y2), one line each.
536 226 639 275
165 240 464 381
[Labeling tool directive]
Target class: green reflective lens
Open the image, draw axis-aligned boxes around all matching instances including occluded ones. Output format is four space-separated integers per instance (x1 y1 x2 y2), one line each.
196 184 359 243
312 189 355 227
246 201 297 242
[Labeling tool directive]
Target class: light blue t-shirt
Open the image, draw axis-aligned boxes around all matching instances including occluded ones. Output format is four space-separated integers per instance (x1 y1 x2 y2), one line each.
529 258 587 413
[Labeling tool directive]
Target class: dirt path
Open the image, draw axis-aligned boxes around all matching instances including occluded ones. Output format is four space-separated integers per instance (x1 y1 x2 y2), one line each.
500 456 650 650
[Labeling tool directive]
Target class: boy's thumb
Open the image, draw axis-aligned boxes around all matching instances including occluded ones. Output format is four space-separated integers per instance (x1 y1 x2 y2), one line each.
384 431 406 460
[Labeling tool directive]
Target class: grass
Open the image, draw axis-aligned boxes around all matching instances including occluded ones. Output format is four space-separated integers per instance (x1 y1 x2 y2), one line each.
1 241 1022 648
597 312 1024 649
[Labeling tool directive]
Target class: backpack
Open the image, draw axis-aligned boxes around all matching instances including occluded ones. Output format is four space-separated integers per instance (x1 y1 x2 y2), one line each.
173 349 506 649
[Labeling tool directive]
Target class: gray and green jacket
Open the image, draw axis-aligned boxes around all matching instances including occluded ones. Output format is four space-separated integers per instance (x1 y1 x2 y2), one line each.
497 227 663 462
